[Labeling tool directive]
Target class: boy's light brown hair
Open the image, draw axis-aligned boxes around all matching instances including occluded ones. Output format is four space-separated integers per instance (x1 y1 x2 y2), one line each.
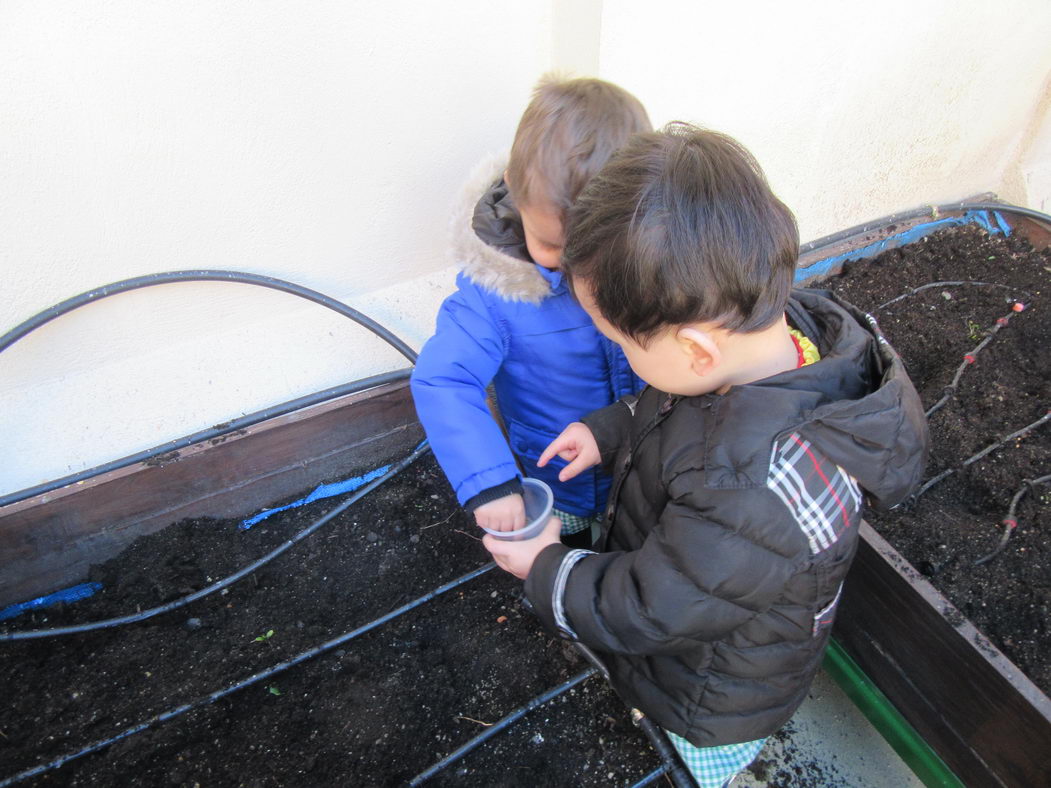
507 75 651 219
562 122 799 342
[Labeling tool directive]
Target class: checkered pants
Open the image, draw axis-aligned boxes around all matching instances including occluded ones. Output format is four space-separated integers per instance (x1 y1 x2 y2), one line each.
552 509 600 535
663 731 766 788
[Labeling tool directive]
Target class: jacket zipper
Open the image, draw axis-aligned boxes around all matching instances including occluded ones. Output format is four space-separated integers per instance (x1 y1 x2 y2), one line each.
602 392 684 546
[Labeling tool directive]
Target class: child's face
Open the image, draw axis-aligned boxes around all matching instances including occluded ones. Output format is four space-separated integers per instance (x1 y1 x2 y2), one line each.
518 202 564 270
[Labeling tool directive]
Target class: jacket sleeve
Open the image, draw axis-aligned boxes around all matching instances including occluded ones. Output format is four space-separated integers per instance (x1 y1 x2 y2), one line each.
524 468 801 656
410 275 520 507
581 397 637 474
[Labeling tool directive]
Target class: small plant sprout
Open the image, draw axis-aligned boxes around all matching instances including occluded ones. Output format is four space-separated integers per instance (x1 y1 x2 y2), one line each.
268 685 281 696
253 629 275 645
966 319 983 341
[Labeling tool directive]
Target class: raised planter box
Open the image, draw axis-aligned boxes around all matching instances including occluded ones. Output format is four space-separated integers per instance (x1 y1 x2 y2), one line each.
2 204 1049 787
797 207 1051 788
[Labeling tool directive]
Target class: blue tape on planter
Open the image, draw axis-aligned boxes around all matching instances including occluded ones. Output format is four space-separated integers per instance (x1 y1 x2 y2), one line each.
0 581 103 622
240 440 429 530
240 463 393 530
797 210 1010 283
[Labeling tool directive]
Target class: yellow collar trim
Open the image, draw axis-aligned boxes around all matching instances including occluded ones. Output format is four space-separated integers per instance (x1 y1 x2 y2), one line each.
789 327 821 366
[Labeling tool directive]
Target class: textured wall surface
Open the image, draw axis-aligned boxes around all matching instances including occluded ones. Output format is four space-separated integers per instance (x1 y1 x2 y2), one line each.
1 2 550 494
598 0 1051 243
3 0 1049 495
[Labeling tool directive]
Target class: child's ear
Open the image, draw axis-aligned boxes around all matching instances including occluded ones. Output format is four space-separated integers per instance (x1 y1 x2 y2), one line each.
676 326 722 376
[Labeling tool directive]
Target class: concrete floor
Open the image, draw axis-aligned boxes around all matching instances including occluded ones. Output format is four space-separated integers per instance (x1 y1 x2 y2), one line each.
733 668 923 787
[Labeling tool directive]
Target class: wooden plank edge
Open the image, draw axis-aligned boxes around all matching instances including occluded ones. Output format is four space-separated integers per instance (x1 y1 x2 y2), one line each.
0 379 422 606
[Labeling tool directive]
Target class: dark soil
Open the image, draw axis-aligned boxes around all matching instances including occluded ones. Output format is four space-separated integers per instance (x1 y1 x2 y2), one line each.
0 459 664 787
828 223 1051 696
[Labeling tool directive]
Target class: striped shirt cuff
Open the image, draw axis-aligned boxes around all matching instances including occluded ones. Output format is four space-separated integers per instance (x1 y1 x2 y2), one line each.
552 548 594 638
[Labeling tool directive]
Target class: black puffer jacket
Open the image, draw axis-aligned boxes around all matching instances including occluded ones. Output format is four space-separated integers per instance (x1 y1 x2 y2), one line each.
525 289 928 747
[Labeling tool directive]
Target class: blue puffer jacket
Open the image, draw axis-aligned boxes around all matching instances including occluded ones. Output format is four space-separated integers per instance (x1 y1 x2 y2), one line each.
411 156 640 517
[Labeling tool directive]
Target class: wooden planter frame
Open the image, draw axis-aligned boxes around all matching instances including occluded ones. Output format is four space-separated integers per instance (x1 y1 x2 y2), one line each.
2 203 1048 787
796 209 1051 788
0 379 422 608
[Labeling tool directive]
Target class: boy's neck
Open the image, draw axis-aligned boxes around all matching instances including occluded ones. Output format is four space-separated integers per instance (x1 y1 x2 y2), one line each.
716 316 799 394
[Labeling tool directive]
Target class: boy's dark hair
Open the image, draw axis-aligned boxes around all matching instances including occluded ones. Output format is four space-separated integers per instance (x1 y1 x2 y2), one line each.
507 75 651 220
562 122 799 342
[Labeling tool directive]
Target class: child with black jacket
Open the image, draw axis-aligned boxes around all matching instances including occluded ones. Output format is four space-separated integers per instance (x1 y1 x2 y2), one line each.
482 123 928 787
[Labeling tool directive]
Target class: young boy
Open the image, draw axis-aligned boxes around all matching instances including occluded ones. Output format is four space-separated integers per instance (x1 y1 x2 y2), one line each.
411 76 651 547
483 124 928 786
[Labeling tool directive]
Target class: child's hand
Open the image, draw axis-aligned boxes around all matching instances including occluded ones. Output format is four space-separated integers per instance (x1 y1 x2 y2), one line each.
537 422 600 481
474 493 526 532
482 516 562 579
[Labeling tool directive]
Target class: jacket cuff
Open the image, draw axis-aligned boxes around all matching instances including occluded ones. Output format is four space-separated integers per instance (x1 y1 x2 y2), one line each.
524 543 594 637
463 478 523 512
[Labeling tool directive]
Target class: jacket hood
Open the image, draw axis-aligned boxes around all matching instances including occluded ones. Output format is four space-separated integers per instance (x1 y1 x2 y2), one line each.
449 153 552 304
701 289 928 511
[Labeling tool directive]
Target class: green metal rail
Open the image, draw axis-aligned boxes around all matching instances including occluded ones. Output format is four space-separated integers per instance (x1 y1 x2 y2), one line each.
823 638 965 788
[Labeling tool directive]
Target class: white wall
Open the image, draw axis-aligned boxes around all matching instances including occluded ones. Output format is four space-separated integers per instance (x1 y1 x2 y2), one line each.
1018 78 1051 213
598 0 1051 243
1 1 551 495
3 0 1050 497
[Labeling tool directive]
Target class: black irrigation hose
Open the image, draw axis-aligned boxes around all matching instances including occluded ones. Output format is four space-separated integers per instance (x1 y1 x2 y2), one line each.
911 410 1051 502
567 639 697 788
0 269 419 508
0 270 417 361
0 562 497 787
973 473 1051 566
799 200 1051 255
408 668 598 786
629 709 697 788
0 443 432 641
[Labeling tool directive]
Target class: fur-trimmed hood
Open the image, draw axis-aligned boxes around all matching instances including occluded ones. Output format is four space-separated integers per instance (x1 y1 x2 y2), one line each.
449 153 552 304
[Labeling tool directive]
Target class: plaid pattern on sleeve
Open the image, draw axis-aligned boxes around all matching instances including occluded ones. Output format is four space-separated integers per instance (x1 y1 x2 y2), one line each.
766 432 861 555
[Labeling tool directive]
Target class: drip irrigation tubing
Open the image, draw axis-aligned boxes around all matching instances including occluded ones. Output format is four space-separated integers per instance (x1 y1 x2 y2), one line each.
799 200 1051 256
0 562 497 787
629 709 697 788
912 410 1051 502
629 767 671 788
873 281 1032 314
924 304 1026 419
0 442 432 641
974 473 1051 566
515 592 697 786
0 270 418 508
408 668 598 786
569 638 696 788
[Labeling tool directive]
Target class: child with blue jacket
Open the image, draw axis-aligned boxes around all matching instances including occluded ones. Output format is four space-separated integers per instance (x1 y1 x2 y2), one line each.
411 76 651 546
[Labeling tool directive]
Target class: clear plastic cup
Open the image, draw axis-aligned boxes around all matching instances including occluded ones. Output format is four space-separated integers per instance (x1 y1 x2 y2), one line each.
481 478 555 541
